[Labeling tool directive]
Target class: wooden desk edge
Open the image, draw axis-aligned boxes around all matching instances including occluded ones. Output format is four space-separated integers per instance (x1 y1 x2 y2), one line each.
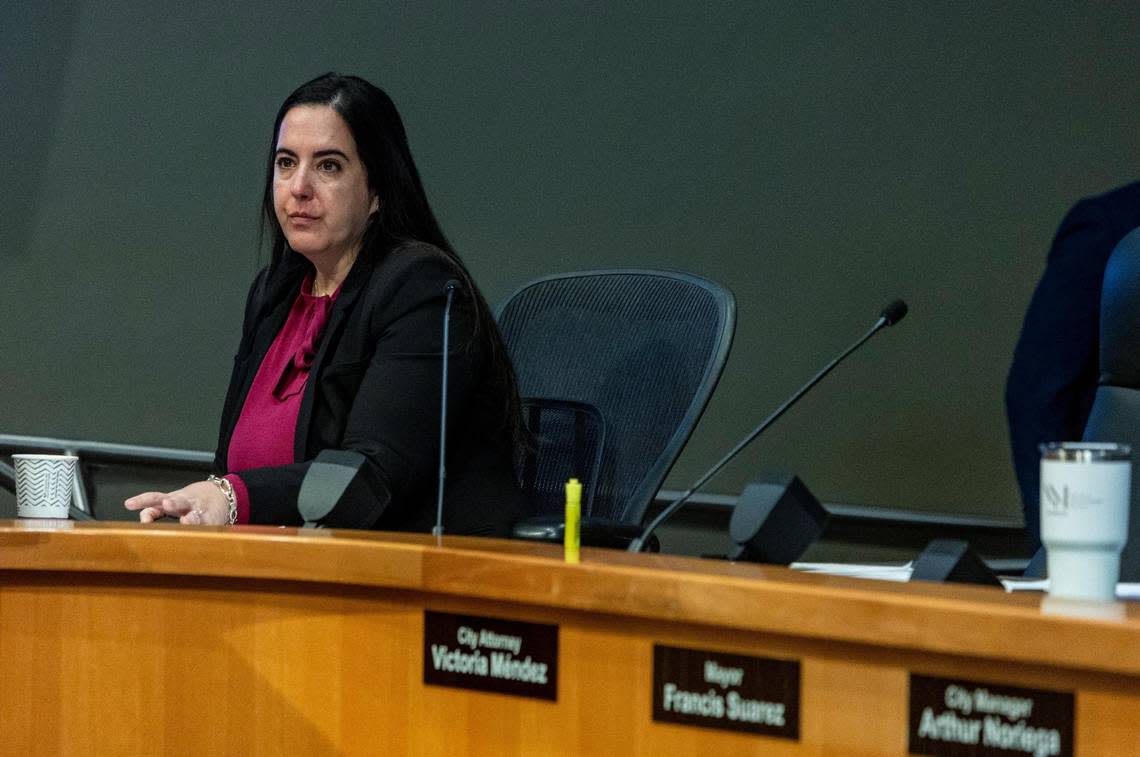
0 520 1136 679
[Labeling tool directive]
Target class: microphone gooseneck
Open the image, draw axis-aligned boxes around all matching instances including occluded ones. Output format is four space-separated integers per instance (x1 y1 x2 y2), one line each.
627 299 909 553
432 279 461 538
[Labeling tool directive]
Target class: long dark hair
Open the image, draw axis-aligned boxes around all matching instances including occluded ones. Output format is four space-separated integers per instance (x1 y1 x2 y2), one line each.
261 73 524 446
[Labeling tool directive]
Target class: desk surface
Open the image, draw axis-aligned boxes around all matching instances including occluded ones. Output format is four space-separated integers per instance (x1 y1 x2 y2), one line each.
1 520 1138 756
1 519 1137 677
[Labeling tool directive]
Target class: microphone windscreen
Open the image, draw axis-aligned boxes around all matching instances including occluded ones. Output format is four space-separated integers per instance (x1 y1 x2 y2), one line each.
879 299 908 326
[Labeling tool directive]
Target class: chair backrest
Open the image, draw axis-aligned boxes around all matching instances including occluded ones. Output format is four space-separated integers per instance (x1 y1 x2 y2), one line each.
517 398 605 517
496 269 735 523
1082 226 1140 580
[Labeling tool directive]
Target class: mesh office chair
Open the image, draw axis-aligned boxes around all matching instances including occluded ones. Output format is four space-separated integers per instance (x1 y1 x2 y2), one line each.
1081 226 1140 581
497 269 735 548
516 398 606 518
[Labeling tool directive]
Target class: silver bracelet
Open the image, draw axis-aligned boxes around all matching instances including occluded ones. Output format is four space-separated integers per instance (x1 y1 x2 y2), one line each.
207 475 238 525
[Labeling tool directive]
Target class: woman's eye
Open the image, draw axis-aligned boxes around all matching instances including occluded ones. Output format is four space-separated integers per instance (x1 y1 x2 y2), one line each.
275 156 294 170
318 159 341 172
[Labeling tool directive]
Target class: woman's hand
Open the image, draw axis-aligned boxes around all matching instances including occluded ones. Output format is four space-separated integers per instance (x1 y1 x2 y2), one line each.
125 481 231 525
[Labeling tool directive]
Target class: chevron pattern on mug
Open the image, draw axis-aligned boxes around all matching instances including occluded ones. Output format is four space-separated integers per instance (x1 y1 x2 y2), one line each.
13 454 78 518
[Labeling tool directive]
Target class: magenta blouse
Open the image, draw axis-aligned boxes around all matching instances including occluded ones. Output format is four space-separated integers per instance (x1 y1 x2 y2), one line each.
223 274 340 523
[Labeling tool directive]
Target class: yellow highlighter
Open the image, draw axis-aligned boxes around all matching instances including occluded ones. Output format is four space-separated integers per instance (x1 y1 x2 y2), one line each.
564 478 582 563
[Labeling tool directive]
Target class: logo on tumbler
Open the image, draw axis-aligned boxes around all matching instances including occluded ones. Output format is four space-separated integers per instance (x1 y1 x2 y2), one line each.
1042 483 1069 515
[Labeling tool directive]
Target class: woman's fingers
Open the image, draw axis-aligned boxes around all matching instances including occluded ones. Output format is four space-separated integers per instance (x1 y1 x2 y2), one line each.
139 506 164 523
126 492 193 522
179 509 205 525
127 482 225 525
124 492 167 511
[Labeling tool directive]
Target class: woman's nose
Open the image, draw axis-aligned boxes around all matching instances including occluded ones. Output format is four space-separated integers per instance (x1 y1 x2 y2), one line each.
290 166 313 198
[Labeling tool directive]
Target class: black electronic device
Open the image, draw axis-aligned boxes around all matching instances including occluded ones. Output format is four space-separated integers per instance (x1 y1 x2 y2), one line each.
727 475 828 564
1024 545 1047 578
910 539 1003 587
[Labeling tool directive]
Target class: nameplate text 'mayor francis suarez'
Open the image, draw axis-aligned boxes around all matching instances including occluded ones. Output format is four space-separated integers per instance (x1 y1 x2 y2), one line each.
652 644 800 739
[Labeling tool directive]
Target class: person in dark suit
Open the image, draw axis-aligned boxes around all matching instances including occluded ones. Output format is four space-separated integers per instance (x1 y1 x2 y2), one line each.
1006 180 1140 551
126 73 526 535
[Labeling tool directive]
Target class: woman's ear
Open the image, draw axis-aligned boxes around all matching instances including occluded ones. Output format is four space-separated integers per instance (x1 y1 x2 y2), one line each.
369 193 380 215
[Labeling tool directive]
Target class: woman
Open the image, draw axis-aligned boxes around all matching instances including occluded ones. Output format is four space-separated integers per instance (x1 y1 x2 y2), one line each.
126 73 526 535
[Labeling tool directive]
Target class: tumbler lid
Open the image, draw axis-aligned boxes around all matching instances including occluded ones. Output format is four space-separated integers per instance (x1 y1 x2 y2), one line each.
1039 441 1131 462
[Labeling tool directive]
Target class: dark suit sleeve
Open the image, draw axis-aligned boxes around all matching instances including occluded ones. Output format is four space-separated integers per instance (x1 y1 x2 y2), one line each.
235 253 485 528
212 267 270 475
1005 198 1116 543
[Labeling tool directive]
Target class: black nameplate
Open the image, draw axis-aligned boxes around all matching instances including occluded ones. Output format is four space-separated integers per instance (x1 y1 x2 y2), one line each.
908 674 1073 757
423 611 558 701
652 644 800 739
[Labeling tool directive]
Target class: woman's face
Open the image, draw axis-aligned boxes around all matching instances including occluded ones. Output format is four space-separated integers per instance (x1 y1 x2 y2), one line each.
273 105 378 266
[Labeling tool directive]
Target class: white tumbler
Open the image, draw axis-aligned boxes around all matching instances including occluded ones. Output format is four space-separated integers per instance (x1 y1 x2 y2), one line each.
1039 442 1131 601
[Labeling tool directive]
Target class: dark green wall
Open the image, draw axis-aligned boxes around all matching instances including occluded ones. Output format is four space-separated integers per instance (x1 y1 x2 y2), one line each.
4 2 1140 523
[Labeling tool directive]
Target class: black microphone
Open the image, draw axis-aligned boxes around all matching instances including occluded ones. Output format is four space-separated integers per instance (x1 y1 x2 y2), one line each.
628 299 908 553
879 299 907 326
433 279 461 537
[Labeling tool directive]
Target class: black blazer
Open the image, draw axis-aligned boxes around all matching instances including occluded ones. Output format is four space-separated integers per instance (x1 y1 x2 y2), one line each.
1006 179 1140 549
213 241 527 536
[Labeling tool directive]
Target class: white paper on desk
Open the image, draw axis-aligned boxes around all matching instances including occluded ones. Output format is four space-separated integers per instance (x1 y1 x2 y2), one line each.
790 563 1140 596
790 561 914 582
1003 578 1140 599
1119 584 1140 599
1001 578 1048 592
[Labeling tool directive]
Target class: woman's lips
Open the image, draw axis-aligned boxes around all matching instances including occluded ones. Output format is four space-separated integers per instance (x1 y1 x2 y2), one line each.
288 214 319 226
